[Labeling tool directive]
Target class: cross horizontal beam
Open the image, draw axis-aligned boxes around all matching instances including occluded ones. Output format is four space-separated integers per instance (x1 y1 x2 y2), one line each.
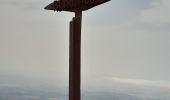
44 0 110 12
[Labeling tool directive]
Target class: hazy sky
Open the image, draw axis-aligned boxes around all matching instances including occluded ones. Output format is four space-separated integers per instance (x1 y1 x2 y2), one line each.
0 0 170 89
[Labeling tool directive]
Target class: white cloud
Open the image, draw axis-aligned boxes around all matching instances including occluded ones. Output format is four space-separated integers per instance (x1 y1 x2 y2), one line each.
0 83 20 88
137 0 170 26
107 77 170 88
48 98 58 100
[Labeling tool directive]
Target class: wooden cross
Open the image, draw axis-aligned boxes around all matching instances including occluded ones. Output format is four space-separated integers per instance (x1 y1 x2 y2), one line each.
44 0 110 100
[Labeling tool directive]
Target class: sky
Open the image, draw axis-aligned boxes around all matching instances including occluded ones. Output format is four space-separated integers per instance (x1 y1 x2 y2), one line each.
0 0 170 90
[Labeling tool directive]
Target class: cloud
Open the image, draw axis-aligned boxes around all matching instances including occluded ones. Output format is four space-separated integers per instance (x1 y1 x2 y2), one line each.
48 98 58 100
107 77 170 88
137 0 170 26
0 83 19 88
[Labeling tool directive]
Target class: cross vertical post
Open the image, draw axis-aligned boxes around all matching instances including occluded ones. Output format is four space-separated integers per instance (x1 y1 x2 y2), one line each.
69 11 82 100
